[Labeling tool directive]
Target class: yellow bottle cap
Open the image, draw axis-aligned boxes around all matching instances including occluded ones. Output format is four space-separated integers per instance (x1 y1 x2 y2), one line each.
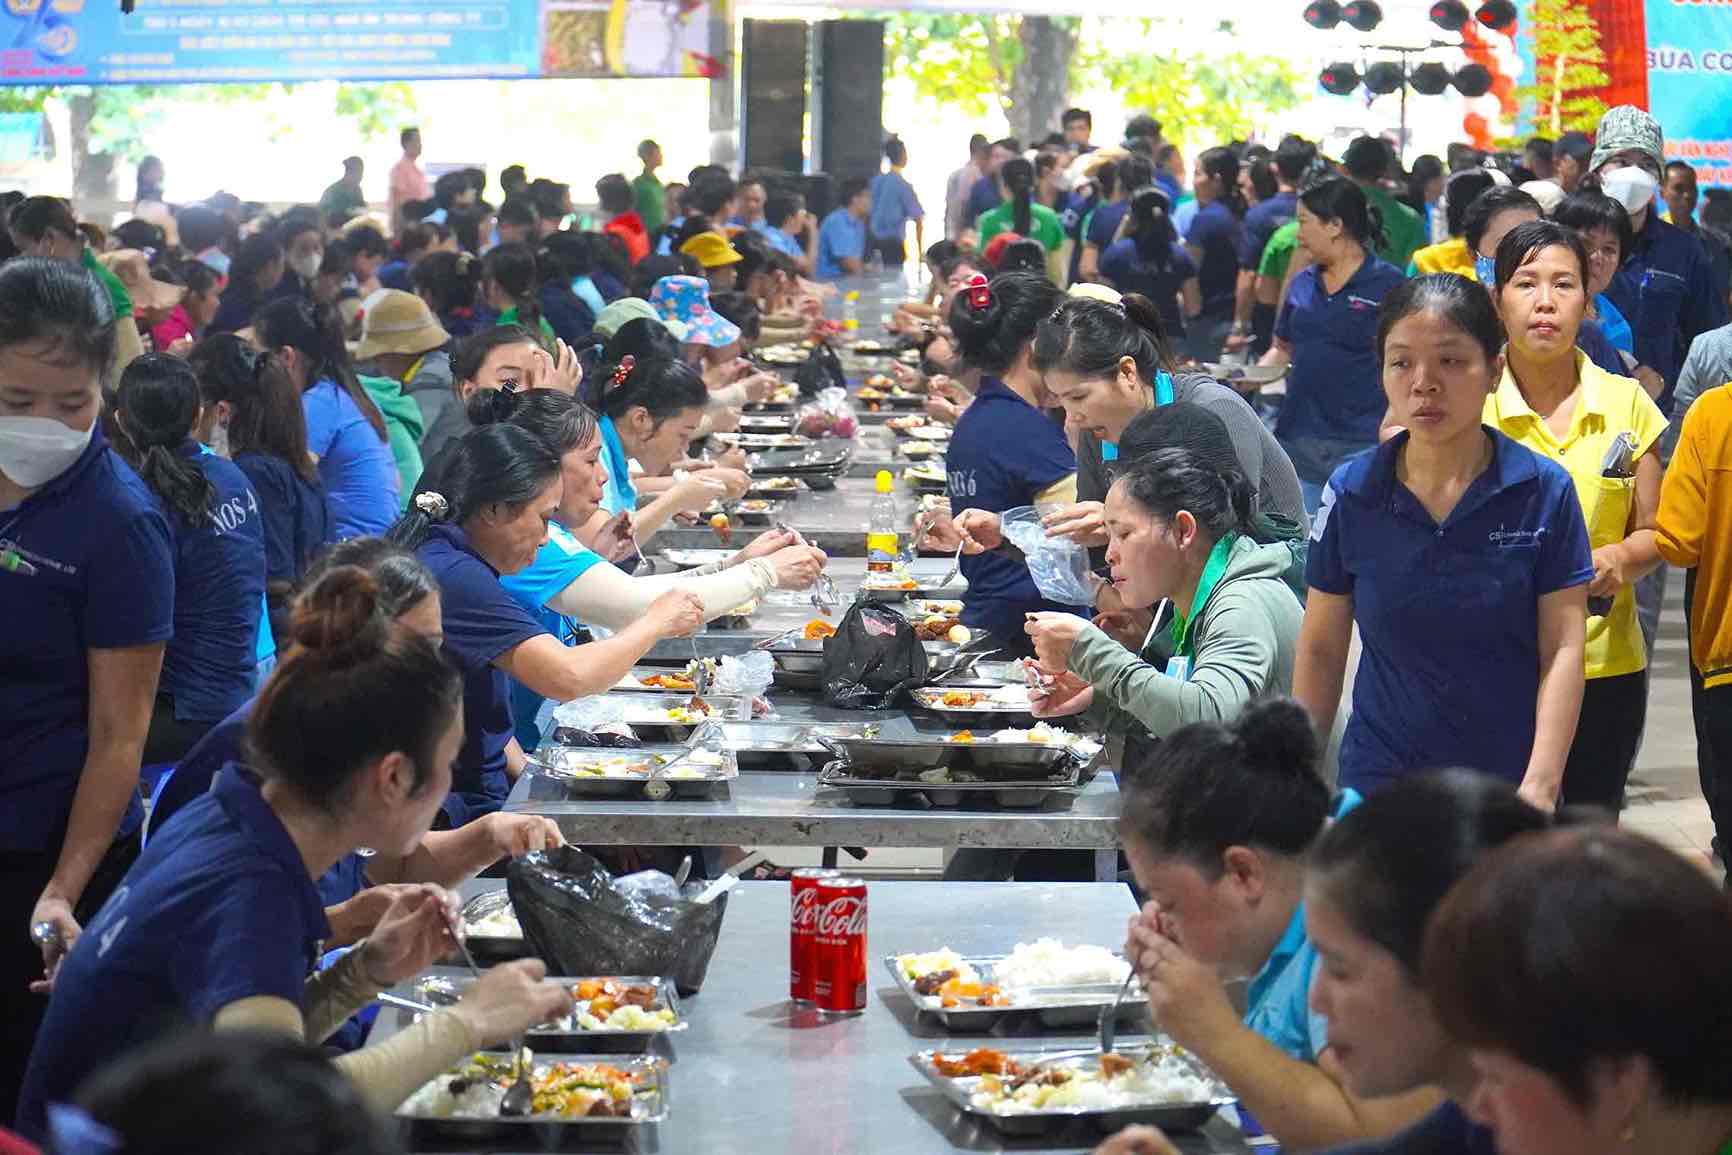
846 290 861 303
875 469 894 493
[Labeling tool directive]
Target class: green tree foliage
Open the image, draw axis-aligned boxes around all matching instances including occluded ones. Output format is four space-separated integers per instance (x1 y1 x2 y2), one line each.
1515 0 1609 135
881 14 1304 150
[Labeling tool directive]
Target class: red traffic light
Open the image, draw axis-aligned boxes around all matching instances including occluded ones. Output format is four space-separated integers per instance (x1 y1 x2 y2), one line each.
1475 0 1517 31
1343 0 1383 30
1428 0 1469 30
1304 0 1343 29
1319 62 1361 95
1409 61 1452 95
1453 63 1493 96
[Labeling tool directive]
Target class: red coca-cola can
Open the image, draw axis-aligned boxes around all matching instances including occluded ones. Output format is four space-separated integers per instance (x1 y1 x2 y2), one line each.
789 867 841 1003
812 877 868 1015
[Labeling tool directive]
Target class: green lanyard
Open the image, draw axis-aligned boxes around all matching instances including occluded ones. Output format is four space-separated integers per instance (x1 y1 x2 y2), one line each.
1168 533 1239 659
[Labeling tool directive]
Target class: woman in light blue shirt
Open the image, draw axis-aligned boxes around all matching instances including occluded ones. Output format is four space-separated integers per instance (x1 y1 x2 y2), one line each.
869 135 925 269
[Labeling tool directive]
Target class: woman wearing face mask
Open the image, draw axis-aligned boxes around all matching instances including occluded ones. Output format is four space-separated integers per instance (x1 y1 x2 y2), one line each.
1110 699 1440 1151
1023 439 1303 758
1293 275 1592 807
1423 826 1732 1155
275 217 325 304
1034 294 1306 557
473 389 826 748
208 234 287 336
389 425 705 823
112 355 268 765
7 197 145 375
255 297 401 542
1483 220 1666 812
187 335 327 642
580 354 741 551
0 259 176 1124
921 272 1088 655
1260 175 1405 513
14 565 573 1142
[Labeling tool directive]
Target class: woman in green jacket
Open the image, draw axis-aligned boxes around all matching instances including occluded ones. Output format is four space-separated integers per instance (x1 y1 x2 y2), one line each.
1025 404 1303 750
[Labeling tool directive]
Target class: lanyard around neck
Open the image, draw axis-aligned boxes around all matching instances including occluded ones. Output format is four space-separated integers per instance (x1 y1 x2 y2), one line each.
1169 532 1238 658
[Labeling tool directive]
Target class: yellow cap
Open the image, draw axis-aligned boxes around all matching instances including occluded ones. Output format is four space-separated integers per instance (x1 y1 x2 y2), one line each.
875 469 893 493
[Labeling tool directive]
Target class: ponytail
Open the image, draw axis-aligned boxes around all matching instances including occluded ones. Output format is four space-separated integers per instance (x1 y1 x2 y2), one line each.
387 423 560 552
1120 697 1330 871
584 352 707 426
482 243 546 343
254 296 388 444
248 564 460 811
1032 294 1177 383
1200 147 1246 219
114 353 217 526
946 270 1066 377
1114 445 1254 541
1127 188 1177 272
1002 157 1035 237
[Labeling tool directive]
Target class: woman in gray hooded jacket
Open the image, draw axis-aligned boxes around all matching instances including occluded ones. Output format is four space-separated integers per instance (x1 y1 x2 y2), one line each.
1025 423 1303 749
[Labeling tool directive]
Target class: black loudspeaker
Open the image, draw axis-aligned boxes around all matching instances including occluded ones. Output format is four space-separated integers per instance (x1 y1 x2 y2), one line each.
814 19 884 185
742 20 809 175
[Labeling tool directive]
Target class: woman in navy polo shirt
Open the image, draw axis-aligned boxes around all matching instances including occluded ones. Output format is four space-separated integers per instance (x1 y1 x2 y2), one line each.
1113 700 1439 1150
1293 274 1592 808
1182 147 1247 362
16 565 572 1141
112 354 267 764
937 271 1089 655
389 424 705 824
1098 189 1201 338
255 297 400 542
187 335 327 641
0 258 174 1125
1262 175 1406 513
472 388 825 749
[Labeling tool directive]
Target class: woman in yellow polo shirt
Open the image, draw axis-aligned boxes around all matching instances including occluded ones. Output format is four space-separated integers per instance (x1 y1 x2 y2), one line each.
1482 219 1665 812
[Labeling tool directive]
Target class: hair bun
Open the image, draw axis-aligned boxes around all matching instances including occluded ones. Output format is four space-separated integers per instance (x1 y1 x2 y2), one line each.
1233 698 1321 784
465 384 521 428
289 565 388 661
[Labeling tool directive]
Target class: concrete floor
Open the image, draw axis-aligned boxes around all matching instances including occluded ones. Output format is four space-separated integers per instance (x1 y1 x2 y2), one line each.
760 573 1721 881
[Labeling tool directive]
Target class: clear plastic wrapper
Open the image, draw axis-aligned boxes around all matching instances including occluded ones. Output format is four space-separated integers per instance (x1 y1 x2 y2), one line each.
1000 505 1096 606
794 386 859 439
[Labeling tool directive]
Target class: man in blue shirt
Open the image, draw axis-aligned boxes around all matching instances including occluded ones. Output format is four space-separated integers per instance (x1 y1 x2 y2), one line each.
761 192 811 273
1233 136 1315 353
1062 107 1093 154
816 177 871 281
1307 431 1594 795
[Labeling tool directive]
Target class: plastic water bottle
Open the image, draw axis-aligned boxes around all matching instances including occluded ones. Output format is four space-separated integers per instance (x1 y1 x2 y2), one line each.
866 470 898 572
843 290 861 333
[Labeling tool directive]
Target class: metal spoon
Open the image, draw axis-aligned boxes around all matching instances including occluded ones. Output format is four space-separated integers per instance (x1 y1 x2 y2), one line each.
1097 969 1139 1056
446 910 534 1117
937 538 965 587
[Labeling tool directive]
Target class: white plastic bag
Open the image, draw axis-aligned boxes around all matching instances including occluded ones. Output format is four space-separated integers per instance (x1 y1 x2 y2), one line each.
999 505 1096 606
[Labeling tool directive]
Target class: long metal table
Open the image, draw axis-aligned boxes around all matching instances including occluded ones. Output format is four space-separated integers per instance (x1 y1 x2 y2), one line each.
387 880 1250 1155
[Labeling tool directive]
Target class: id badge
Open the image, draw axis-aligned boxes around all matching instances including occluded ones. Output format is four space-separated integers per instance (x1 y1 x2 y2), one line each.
1164 655 1191 682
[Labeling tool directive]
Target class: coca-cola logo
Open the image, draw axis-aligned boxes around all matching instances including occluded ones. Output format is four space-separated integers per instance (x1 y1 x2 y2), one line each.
791 887 824 931
815 896 867 937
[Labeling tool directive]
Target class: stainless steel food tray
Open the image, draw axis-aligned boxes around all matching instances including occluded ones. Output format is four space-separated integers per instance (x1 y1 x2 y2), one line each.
410 972 687 1053
526 743 738 800
396 1052 667 1135
884 953 1143 1030
908 1043 1232 1135
818 760 1079 810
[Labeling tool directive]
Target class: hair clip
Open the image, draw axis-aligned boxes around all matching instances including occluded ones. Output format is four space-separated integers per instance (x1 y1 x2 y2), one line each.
414 491 450 519
964 273 992 311
612 354 636 388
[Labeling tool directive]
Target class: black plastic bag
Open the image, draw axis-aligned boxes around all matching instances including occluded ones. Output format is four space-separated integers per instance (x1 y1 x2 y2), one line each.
794 342 847 397
820 600 928 709
507 847 730 995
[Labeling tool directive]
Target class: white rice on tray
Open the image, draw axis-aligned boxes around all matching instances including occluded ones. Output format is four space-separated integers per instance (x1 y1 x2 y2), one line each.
971 1051 1219 1114
401 1076 505 1119
992 939 1130 989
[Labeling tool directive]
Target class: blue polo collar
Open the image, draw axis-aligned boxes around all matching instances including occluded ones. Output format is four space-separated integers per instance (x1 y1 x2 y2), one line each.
598 414 635 502
426 520 498 576
1351 427 1538 528
211 765 332 941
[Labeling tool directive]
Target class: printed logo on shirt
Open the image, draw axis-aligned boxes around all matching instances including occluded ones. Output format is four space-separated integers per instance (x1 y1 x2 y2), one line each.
1310 485 1337 542
1346 295 1381 310
0 537 75 576
1488 525 1546 549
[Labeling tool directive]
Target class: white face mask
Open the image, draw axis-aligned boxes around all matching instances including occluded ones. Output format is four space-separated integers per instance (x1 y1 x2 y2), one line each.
0 414 95 488
289 252 322 281
1600 166 1657 216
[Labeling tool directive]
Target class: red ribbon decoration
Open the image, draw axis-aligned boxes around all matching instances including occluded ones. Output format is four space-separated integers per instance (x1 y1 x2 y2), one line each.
964 273 991 311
